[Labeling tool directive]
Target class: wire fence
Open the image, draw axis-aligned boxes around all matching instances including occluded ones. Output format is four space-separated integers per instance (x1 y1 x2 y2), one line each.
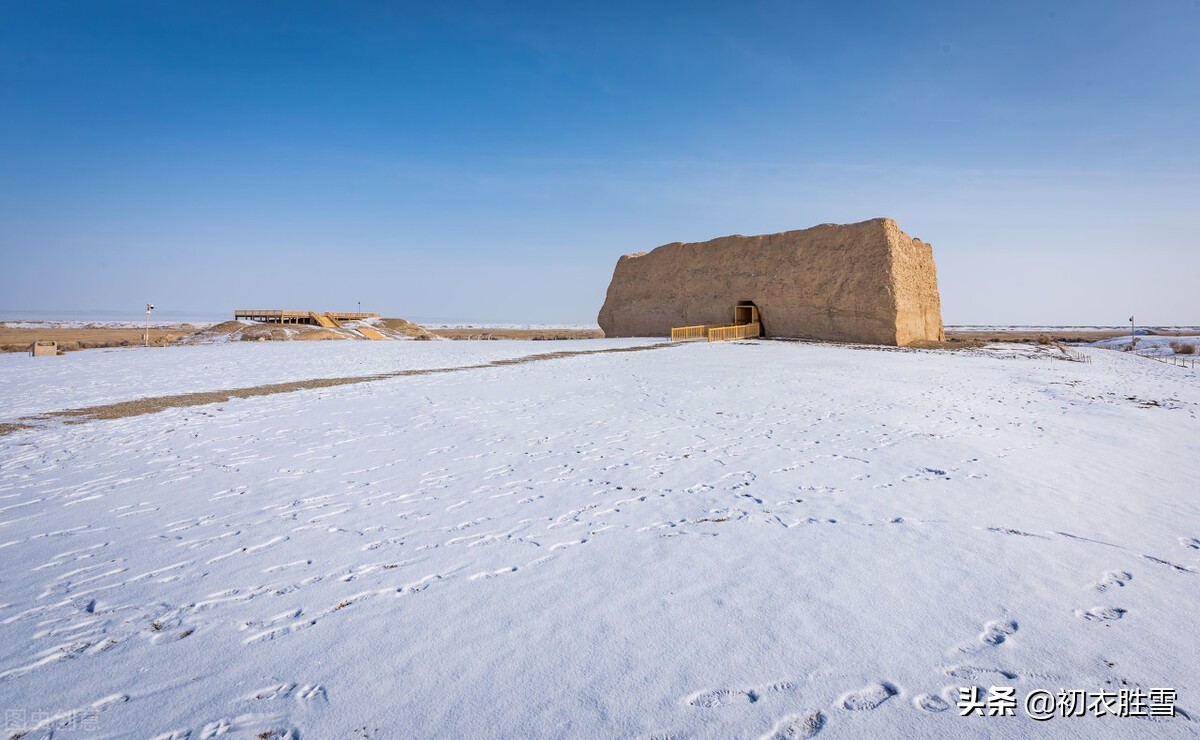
1057 347 1092 363
1132 350 1197 369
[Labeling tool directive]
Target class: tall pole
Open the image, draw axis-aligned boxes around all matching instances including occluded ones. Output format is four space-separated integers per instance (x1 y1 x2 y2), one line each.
145 303 154 347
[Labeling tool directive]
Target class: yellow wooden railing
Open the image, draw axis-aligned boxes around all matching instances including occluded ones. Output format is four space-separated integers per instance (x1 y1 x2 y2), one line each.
707 322 761 342
671 321 762 342
670 325 708 341
309 312 341 328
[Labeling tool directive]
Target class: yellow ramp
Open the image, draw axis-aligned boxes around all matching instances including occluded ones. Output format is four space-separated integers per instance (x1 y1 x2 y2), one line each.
309 312 340 328
358 326 385 340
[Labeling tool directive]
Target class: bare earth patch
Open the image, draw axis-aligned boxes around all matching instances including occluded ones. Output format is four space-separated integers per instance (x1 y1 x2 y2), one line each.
2 317 443 352
0 326 193 353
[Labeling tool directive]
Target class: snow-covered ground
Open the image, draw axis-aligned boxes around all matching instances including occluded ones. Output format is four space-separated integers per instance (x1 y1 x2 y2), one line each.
1089 334 1200 359
0 340 1197 738
0 339 655 421
0 321 203 330
421 322 602 330
948 325 1200 333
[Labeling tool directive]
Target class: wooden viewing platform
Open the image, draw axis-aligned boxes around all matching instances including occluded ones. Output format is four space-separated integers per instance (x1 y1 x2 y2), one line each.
235 310 380 327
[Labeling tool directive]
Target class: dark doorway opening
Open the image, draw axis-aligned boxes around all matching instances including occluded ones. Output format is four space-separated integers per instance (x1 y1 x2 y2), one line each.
735 301 764 337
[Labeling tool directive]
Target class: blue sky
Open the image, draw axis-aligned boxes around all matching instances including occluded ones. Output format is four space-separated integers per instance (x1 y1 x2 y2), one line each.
2 1 1198 324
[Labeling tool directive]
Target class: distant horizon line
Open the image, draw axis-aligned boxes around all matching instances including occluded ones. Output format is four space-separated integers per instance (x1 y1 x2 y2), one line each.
1 310 1194 331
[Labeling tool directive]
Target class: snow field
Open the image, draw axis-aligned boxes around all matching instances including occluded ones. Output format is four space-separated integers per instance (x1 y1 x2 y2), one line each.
1089 334 1200 358
0 340 1197 738
0 338 657 421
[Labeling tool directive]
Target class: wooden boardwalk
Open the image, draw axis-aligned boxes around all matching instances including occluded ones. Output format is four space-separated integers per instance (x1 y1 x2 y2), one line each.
234 310 379 326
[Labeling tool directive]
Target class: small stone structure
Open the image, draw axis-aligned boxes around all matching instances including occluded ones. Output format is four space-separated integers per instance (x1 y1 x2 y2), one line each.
30 341 57 357
597 218 944 346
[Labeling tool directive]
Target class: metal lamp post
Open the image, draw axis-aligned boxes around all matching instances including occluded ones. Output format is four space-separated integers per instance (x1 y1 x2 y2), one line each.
146 303 154 347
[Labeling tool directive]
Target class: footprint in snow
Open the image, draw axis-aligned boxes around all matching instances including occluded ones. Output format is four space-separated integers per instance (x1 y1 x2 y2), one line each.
687 682 795 708
295 683 328 704
912 693 951 713
1182 537 1200 551
979 619 1019 646
197 713 298 739
1074 606 1126 622
688 688 759 707
985 527 1047 539
1092 570 1132 592
951 619 1017 655
759 711 825 739
942 665 1017 681
837 682 897 711
251 682 297 701
719 473 757 493
149 620 195 645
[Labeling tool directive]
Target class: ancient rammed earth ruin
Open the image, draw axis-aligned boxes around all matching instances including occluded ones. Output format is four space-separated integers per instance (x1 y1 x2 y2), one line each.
597 218 944 346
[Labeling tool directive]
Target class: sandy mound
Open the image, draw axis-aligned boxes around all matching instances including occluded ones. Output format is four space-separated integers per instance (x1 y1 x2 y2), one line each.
184 318 436 344
373 318 437 340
